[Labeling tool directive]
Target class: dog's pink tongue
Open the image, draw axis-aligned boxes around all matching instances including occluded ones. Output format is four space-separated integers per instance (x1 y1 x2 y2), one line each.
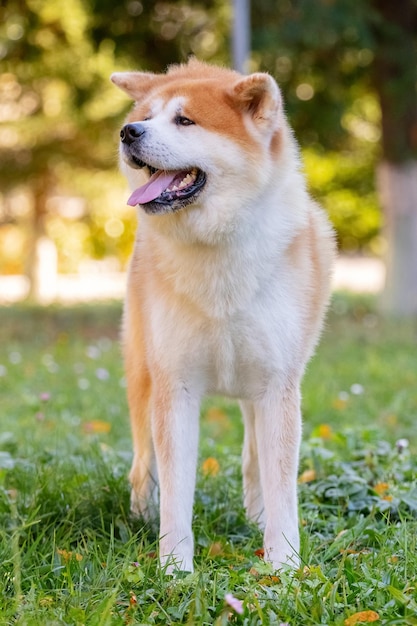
127 170 178 206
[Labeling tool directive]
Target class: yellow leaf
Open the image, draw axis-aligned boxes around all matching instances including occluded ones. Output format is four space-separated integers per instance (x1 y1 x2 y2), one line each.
208 541 224 557
298 469 316 483
373 482 389 496
83 420 111 434
318 424 333 439
332 397 348 410
258 575 280 586
57 549 72 562
75 553 83 562
201 457 220 476
385 413 398 426
344 610 380 625
206 407 228 422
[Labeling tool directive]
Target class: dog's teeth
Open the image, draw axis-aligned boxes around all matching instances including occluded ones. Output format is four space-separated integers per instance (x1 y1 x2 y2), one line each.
166 170 198 194
179 174 192 188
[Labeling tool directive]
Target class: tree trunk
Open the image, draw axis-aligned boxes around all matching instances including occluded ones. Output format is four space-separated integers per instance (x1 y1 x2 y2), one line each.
377 161 417 315
371 0 417 315
25 174 57 303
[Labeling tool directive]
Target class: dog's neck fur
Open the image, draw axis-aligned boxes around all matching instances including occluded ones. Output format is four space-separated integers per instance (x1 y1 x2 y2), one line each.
137 167 310 319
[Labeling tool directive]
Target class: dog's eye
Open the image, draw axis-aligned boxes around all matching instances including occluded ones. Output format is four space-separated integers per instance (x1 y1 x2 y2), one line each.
175 115 195 126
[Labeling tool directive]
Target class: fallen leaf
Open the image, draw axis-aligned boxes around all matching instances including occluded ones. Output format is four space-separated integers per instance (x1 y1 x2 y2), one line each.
299 469 316 483
332 397 348 410
373 482 389 496
201 457 220 476
83 420 111 434
258 575 280 586
57 549 72 562
206 407 228 422
386 414 398 426
344 610 380 625
208 541 224 557
146 551 157 559
318 423 333 439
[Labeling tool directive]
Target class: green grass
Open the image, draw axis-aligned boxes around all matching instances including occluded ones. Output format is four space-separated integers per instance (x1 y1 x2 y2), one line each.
1 296 417 625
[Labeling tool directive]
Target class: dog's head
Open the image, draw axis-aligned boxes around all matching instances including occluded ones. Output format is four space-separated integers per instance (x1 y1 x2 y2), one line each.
111 59 290 226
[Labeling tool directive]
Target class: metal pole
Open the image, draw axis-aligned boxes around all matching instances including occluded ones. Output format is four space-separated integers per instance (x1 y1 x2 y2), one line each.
232 0 250 74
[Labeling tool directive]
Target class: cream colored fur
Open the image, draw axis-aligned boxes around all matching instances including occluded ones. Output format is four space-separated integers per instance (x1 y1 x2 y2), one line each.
111 59 336 573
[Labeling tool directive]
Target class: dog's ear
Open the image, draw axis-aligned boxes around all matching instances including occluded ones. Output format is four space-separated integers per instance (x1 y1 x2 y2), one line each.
229 73 281 129
110 72 161 100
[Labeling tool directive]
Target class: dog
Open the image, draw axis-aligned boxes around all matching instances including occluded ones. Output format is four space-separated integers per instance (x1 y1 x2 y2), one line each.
111 59 335 573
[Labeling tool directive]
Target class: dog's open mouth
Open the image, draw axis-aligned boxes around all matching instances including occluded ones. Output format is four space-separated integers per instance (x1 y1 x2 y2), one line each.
127 164 206 213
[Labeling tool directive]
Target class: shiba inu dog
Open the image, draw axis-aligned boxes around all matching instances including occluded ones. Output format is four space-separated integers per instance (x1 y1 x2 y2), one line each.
111 59 335 573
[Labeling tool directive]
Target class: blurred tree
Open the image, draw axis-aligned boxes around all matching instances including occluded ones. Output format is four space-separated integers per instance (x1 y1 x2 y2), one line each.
371 0 417 315
0 0 229 299
251 0 417 314
88 0 229 70
0 0 125 297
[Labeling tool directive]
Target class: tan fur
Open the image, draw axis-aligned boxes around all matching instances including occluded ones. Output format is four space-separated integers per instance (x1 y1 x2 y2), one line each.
112 59 336 573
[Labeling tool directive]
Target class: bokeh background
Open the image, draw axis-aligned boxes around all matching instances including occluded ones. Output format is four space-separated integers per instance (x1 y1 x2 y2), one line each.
1 0 416 312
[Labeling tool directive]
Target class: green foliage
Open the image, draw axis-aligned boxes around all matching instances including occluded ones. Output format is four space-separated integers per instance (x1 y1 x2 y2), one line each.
0 300 417 623
0 0 231 275
303 148 381 253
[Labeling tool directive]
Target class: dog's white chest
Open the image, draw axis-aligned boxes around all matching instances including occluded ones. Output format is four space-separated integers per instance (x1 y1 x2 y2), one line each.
205 306 291 398
147 242 300 399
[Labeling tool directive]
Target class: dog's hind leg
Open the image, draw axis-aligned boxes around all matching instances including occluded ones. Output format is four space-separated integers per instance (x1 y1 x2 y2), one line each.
125 358 158 520
123 281 158 521
254 377 302 570
240 400 265 529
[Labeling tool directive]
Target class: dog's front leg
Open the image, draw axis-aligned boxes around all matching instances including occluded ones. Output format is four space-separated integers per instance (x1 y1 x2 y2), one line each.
254 379 302 570
152 379 200 574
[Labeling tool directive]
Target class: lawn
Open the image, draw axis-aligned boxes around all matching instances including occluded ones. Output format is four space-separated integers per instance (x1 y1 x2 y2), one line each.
1 296 417 625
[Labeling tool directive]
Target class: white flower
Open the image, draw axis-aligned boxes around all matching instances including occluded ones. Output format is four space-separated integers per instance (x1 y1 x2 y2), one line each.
9 351 21 364
86 345 101 359
96 368 110 381
396 438 409 453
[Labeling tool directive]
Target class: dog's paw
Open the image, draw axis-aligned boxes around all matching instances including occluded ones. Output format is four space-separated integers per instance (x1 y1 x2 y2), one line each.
160 552 194 575
130 489 158 525
263 533 300 571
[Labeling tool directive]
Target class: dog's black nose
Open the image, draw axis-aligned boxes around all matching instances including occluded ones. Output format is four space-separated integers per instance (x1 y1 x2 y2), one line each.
120 123 146 145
